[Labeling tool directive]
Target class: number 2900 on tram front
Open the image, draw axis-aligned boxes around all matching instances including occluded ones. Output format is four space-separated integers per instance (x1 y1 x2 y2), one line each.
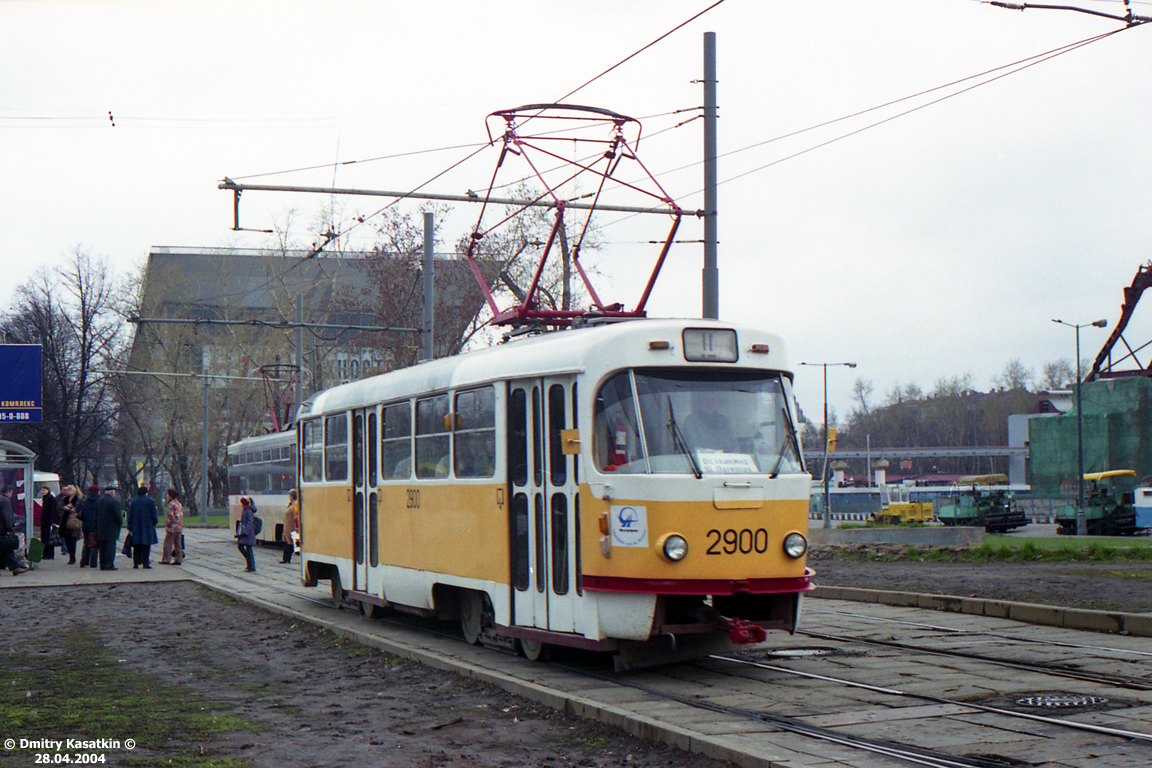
296 318 813 670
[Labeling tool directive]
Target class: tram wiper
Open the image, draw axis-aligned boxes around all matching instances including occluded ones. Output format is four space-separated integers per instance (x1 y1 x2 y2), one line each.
769 406 802 479
667 397 703 479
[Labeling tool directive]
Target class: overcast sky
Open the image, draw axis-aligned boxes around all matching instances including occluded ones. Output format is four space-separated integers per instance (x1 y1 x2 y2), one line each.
4 0 1150 426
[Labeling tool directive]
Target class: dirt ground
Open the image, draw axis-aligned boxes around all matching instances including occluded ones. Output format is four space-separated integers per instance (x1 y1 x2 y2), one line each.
5 557 1147 768
2 582 730 768
809 551 1152 614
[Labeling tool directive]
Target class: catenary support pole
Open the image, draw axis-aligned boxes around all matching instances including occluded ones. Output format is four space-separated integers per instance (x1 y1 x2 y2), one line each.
422 212 435 361
201 375 209 522
702 31 719 320
295 295 305 418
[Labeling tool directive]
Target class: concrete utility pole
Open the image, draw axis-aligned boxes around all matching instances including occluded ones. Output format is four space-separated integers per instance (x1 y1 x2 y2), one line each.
295 295 305 416
702 31 719 320
1052 317 1108 536
799 361 857 529
422 212 435 362
201 375 209 521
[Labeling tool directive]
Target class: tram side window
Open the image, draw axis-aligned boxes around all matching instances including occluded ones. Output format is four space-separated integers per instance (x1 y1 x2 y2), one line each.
509 389 528 487
325 414 349 482
382 402 412 479
301 420 324 483
454 386 495 479
548 384 567 486
415 395 450 478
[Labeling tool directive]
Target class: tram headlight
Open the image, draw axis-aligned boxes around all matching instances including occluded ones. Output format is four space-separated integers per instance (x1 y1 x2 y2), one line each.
783 532 807 559
661 534 689 562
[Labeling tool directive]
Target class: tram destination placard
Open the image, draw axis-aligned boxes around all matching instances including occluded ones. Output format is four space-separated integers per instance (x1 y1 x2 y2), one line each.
0 344 43 423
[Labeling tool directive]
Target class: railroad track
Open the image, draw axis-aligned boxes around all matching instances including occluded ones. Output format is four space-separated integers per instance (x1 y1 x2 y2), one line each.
182 536 1152 767
803 606 1152 690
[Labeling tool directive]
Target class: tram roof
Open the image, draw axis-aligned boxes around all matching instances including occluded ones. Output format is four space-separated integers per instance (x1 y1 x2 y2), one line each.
228 430 296 451
300 318 791 417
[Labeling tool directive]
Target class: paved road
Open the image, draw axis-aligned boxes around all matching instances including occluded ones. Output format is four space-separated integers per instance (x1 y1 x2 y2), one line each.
6 528 1151 767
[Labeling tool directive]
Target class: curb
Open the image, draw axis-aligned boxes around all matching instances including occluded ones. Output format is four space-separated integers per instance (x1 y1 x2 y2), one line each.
811 584 1152 637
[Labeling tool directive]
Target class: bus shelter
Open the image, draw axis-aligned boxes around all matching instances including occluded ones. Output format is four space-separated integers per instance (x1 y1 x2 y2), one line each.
0 440 37 547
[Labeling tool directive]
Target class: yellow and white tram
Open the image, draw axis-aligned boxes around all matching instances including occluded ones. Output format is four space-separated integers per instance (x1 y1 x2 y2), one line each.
297 319 813 669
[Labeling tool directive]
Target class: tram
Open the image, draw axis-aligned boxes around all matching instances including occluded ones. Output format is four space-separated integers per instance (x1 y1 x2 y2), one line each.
227 430 296 546
296 319 814 669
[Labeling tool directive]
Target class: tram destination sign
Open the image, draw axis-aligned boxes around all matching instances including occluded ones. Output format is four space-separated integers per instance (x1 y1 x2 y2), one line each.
0 345 43 423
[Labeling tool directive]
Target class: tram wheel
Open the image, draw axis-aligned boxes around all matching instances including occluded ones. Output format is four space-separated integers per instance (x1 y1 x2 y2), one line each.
519 638 548 662
461 590 484 645
359 600 386 620
331 574 345 610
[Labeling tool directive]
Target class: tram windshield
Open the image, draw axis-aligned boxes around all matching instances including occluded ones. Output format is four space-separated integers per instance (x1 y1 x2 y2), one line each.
594 369 804 476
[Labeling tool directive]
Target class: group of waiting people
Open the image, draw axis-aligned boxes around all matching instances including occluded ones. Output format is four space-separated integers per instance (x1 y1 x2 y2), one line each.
46 484 186 570
7 481 301 576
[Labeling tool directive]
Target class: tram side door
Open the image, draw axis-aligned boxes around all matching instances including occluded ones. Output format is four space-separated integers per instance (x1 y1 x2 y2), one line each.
351 407 379 595
508 376 580 635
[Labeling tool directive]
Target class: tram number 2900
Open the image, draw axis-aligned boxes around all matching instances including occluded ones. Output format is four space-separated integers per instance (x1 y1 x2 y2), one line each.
706 528 769 555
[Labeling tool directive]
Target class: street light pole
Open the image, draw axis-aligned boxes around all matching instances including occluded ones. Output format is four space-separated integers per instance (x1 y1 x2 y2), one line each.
799 361 857 529
1052 318 1107 536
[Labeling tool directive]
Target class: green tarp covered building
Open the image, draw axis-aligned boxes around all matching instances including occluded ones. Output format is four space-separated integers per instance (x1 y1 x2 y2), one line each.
1029 377 1152 496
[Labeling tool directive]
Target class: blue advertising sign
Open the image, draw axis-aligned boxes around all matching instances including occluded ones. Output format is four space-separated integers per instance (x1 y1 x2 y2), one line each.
0 345 43 423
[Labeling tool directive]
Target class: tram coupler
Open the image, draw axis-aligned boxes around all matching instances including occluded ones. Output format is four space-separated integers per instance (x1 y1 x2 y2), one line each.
719 616 767 645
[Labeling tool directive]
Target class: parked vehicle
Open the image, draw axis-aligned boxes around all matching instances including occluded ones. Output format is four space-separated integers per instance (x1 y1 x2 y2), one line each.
937 474 1028 533
1056 470 1146 536
869 483 934 524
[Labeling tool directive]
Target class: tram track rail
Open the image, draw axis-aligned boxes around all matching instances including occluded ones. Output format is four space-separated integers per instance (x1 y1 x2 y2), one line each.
797 628 1152 691
806 606 1152 658
186 555 1017 765
704 654 1152 745
183 540 1152 767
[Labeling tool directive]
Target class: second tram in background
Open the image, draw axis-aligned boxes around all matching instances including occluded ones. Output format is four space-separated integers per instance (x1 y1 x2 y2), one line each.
295 318 814 670
227 431 296 546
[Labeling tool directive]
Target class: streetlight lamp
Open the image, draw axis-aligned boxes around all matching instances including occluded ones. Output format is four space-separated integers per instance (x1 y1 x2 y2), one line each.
799 361 857 529
1052 318 1108 536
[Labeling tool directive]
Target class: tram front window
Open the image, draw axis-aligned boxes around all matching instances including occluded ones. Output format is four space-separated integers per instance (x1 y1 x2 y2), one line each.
593 369 803 476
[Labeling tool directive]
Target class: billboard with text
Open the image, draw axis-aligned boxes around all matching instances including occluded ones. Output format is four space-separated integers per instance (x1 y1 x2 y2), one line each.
0 344 43 423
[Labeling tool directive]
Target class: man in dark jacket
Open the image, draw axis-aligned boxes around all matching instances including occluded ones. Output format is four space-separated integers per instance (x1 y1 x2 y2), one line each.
0 485 30 575
95 483 124 571
78 485 101 568
126 486 159 569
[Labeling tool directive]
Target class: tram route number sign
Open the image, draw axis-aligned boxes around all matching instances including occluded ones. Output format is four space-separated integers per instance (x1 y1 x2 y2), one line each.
0 345 43 423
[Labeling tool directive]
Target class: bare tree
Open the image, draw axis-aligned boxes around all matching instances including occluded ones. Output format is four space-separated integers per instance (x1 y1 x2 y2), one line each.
851 378 874 416
0 249 128 485
1040 359 1074 390
994 359 1033 391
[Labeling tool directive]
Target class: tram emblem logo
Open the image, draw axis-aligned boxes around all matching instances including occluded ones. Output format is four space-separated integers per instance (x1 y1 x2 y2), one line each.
610 505 648 548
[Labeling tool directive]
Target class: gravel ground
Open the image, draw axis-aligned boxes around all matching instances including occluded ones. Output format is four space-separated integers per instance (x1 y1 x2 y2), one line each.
2 582 731 768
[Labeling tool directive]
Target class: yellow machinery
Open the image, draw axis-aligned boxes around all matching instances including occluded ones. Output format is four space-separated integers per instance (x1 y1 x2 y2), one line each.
870 483 934 524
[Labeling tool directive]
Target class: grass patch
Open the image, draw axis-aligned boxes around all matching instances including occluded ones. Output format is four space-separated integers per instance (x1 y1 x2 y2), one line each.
559 733 616 750
184 514 231 528
829 535 1152 564
200 587 240 606
971 535 1152 562
1100 569 1152 581
0 626 258 767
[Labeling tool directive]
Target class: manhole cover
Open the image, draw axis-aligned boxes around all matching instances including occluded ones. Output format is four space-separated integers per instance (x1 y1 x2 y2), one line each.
1015 694 1109 708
